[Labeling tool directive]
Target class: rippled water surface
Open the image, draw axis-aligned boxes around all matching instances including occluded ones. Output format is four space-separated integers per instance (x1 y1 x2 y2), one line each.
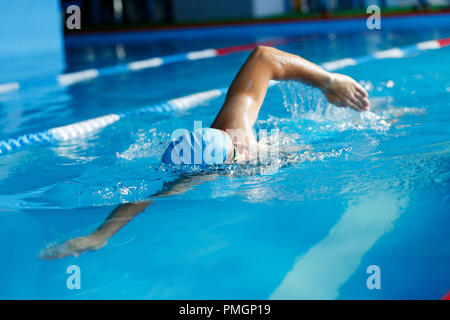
0 27 449 299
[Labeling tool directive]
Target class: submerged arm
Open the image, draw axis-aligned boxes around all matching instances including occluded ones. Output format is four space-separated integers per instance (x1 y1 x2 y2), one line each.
40 201 151 260
40 173 217 260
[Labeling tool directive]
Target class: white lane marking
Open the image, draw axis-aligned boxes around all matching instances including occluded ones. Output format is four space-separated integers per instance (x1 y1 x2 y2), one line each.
50 114 121 141
169 89 223 111
128 57 164 71
187 49 218 60
0 82 20 93
417 40 440 50
270 194 406 300
321 58 357 71
373 48 404 59
58 69 100 86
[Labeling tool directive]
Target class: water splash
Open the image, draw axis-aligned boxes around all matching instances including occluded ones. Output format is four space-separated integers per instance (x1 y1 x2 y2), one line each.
1 80 428 209
275 80 425 135
116 128 168 161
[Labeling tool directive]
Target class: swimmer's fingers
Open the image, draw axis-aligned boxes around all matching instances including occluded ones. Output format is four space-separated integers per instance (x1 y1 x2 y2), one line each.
361 96 371 110
355 83 369 97
351 82 370 110
344 96 363 112
347 100 361 111
351 92 370 111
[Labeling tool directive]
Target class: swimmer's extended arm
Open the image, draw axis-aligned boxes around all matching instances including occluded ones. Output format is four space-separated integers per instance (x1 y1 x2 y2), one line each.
39 202 151 260
212 46 370 132
40 174 217 260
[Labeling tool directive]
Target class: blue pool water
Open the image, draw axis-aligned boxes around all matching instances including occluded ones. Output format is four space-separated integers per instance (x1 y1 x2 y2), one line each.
1 24 450 299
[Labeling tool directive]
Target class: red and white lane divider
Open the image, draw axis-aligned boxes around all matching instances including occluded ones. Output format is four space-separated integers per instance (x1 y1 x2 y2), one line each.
320 38 450 71
0 38 289 94
1 37 448 94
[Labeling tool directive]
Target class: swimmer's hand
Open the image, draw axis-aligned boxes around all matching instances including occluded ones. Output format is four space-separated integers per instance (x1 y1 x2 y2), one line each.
39 235 107 260
321 73 370 112
39 202 151 260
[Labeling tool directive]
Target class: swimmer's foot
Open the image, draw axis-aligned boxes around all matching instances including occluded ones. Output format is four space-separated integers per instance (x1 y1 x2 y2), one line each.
321 73 371 112
39 235 107 260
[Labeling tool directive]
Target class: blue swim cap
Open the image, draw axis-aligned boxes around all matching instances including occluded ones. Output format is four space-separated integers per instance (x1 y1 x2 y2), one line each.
162 128 230 165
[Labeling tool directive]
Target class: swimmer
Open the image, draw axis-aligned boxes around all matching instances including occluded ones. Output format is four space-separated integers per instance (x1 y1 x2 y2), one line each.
40 46 370 259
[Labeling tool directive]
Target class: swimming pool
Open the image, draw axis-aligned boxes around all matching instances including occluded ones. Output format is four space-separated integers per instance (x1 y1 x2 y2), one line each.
1 18 449 299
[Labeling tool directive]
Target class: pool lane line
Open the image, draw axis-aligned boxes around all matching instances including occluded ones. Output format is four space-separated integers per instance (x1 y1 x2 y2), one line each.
0 38 290 95
1 35 448 95
0 88 227 155
0 37 449 157
1 36 447 95
320 37 450 71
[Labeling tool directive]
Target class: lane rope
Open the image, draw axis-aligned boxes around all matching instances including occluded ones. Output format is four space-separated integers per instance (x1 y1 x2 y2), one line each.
0 37 448 157
0 88 227 155
0 38 288 95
